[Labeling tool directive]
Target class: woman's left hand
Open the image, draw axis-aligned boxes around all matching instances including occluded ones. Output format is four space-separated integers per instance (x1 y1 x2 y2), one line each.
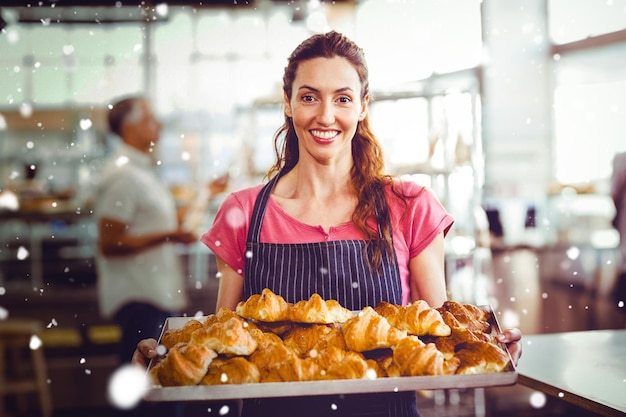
497 328 522 366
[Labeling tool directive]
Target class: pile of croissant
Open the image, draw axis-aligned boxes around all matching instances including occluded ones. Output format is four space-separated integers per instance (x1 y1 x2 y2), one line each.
149 288 511 387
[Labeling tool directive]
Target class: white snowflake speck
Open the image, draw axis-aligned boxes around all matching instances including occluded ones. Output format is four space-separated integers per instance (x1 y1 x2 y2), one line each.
108 364 149 409
529 391 546 409
225 207 246 229
30 335 42 350
17 246 29 260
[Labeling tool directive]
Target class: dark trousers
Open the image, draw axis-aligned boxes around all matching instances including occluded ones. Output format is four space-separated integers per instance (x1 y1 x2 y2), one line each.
113 302 174 365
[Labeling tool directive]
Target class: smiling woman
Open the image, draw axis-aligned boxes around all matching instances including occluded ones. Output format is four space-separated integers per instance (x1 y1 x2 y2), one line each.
131 30 522 417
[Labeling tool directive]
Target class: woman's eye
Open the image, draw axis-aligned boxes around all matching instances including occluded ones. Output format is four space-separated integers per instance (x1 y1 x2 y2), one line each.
338 96 352 104
301 94 315 103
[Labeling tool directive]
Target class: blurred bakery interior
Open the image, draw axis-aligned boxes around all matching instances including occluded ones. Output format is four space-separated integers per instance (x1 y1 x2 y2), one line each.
0 0 625 416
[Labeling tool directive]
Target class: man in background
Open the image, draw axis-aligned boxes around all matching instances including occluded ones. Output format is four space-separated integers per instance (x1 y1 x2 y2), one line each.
611 151 626 304
94 96 197 365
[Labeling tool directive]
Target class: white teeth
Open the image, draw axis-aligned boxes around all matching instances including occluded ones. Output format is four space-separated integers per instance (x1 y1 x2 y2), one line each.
311 130 337 139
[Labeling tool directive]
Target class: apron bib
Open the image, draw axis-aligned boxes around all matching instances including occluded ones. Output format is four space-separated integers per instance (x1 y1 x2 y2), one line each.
242 173 419 417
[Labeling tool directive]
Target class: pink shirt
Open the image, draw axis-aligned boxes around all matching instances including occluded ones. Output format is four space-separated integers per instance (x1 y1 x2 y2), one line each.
201 179 453 305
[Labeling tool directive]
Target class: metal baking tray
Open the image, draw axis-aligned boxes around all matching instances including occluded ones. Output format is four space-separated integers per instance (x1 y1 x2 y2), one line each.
144 306 517 402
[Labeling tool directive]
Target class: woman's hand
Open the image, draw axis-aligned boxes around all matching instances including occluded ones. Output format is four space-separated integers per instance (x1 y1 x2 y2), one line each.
131 338 159 368
497 328 523 366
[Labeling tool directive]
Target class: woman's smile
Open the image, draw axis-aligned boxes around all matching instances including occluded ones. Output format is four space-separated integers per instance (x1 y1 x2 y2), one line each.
310 129 340 143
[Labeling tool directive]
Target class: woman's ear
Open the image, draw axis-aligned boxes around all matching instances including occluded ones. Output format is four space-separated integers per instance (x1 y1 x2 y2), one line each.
359 95 369 121
284 92 292 118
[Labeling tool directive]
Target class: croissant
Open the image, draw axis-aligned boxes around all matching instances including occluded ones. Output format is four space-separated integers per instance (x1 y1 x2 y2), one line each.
438 301 491 333
342 307 407 352
454 340 510 375
191 316 258 356
153 342 217 386
434 326 490 360
160 319 204 349
268 354 321 382
373 351 401 378
373 301 401 318
393 336 459 376
290 293 353 324
248 327 284 350
236 288 291 322
323 351 376 380
249 334 296 375
200 357 261 385
205 307 244 327
283 323 345 357
377 300 451 337
310 344 348 371
251 339 321 383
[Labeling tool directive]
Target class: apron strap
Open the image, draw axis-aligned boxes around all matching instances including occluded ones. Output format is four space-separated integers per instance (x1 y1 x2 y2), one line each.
246 173 281 244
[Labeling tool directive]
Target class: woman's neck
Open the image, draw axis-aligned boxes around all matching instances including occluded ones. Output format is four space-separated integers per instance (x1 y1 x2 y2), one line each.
277 163 354 200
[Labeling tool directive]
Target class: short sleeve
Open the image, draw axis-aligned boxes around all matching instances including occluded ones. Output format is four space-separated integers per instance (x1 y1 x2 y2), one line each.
390 181 454 259
201 191 252 276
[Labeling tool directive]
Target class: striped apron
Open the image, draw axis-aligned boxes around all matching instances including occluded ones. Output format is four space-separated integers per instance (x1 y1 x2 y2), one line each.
241 174 420 417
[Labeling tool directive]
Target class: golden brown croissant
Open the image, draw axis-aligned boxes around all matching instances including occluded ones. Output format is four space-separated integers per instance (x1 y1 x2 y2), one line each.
251 338 321 383
454 340 510 375
248 327 284 350
248 334 296 375
160 319 204 349
283 323 345 357
191 316 258 356
373 351 401 378
205 307 244 327
290 293 353 324
438 301 491 333
200 357 261 385
236 288 292 322
153 342 217 386
393 336 459 376
342 306 407 352
434 326 490 360
377 300 451 337
309 344 348 371
322 351 376 380
267 354 321 382
373 301 401 318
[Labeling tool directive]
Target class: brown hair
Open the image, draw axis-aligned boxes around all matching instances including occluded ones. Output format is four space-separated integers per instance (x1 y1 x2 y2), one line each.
268 31 399 271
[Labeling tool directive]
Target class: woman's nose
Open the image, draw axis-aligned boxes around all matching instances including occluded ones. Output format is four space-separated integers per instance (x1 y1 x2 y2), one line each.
317 100 335 125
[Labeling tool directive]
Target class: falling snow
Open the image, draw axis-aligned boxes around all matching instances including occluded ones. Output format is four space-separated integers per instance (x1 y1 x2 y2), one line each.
0 2 624 416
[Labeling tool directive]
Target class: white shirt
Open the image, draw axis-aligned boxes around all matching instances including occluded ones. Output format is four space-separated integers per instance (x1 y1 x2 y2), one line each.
94 143 188 318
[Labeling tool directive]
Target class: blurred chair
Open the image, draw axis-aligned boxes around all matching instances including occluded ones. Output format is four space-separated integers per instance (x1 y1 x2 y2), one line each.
0 318 52 417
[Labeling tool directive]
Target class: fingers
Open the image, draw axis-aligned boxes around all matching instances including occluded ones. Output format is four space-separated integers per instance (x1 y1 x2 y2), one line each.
508 341 523 365
131 349 148 368
131 338 159 368
497 327 522 344
496 328 523 366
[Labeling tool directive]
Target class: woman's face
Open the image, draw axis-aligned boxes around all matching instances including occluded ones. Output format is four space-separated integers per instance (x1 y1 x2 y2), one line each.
285 56 368 166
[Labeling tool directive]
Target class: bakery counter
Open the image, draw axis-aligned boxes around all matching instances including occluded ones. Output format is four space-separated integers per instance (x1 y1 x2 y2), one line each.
0 208 97 289
517 329 626 416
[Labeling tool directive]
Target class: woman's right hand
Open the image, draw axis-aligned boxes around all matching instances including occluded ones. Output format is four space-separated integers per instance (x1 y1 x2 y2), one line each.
131 338 159 368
